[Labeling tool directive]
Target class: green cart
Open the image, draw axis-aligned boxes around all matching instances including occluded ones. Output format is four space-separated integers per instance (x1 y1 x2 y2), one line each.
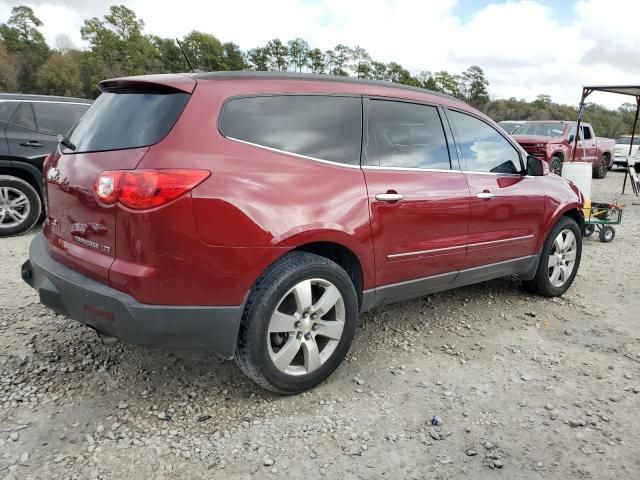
583 201 623 243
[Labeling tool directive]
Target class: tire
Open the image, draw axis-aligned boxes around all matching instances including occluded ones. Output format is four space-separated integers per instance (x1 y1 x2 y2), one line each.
525 216 582 297
593 155 608 179
584 224 594 237
235 252 358 394
0 175 42 237
550 156 562 176
599 226 615 243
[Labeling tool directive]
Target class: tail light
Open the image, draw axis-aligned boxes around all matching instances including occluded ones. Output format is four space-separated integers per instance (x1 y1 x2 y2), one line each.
94 169 210 209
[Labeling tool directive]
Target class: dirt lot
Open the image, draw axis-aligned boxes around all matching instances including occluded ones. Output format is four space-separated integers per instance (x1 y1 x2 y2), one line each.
1 171 639 480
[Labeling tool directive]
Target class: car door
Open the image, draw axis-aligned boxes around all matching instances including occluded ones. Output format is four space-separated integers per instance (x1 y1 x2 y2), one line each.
362 99 470 303
446 109 545 270
0 101 19 155
582 125 597 162
5 102 54 159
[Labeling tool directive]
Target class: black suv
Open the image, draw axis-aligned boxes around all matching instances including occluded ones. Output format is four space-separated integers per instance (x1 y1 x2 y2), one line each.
0 94 92 236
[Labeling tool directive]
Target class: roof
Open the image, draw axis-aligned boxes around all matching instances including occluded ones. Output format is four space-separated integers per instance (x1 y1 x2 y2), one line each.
522 120 588 126
194 71 463 104
583 85 640 98
0 93 92 103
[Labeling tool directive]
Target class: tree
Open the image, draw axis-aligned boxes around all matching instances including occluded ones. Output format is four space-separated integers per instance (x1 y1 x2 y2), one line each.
0 42 18 91
349 46 371 78
81 5 156 84
433 71 462 97
416 71 437 90
370 61 387 81
247 47 269 71
55 33 75 54
37 52 84 97
222 42 245 70
180 31 224 71
266 39 288 71
287 38 309 72
151 36 185 73
386 62 417 86
332 44 350 76
461 65 489 108
324 49 336 75
0 6 50 92
307 48 325 73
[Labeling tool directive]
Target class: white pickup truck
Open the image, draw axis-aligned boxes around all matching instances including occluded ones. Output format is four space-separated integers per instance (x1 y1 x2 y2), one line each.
614 135 640 168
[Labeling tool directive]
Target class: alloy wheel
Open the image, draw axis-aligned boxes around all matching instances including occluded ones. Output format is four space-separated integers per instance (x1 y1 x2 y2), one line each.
548 229 577 287
267 278 345 376
0 186 30 230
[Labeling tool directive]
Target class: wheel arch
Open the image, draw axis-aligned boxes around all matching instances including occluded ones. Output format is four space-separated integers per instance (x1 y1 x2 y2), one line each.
0 159 45 201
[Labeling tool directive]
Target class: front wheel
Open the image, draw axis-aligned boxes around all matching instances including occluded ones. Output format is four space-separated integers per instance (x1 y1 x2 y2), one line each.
584 224 595 237
235 252 358 394
593 155 609 179
599 226 615 243
549 156 563 176
525 216 582 297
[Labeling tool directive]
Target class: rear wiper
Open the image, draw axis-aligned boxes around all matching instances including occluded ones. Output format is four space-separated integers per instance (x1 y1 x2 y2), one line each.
57 134 76 151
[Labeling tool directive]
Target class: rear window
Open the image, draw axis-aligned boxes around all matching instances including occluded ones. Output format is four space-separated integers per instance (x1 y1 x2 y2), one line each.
33 102 90 135
67 89 189 153
220 95 362 165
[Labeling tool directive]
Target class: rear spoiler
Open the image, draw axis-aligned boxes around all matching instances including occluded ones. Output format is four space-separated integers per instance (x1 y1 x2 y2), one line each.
99 74 196 94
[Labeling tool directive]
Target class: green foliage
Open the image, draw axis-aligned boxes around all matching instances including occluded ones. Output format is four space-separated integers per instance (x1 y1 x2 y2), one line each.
0 2 637 139
37 52 84 97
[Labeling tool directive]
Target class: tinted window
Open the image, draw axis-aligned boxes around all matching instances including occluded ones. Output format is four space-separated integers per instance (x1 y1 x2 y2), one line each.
220 95 362 165
33 102 90 135
11 102 36 130
68 90 190 153
0 101 18 124
367 100 450 169
449 110 521 174
582 126 593 140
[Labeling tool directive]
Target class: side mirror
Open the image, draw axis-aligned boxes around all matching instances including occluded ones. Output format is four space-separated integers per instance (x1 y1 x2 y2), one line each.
568 134 575 144
526 155 549 176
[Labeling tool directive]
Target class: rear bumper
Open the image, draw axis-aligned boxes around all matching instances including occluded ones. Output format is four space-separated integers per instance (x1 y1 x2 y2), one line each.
22 233 246 359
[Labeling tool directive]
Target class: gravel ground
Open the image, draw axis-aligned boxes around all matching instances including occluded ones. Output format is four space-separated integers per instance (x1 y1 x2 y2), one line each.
1 171 640 480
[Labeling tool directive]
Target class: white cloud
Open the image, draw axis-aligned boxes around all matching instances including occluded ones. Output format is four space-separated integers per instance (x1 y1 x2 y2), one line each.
1 0 638 109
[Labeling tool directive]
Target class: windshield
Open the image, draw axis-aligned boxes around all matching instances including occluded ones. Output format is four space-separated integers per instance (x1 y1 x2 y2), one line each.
515 123 566 137
67 89 189 153
616 137 639 145
498 122 522 134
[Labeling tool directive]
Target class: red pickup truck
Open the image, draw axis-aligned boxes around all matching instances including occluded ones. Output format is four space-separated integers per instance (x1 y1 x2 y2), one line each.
512 121 615 178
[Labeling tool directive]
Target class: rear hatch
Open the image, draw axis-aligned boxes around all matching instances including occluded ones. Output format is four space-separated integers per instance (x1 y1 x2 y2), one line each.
44 75 194 282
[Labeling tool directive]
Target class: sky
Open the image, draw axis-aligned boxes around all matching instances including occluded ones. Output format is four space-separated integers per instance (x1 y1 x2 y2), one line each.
1 0 638 109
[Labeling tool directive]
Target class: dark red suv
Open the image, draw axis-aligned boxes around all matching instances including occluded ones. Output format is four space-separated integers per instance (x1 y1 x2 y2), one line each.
22 72 584 393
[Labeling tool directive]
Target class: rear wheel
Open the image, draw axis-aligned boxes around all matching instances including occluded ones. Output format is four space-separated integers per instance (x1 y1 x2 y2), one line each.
525 216 582 297
550 156 563 175
235 252 358 394
0 175 41 237
593 155 609 179
584 224 595 237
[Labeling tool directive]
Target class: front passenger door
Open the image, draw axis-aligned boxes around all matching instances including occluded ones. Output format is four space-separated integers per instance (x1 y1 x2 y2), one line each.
447 109 545 270
363 99 470 303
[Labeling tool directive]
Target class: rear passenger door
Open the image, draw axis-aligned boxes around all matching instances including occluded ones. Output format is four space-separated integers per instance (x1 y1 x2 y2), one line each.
362 99 470 302
446 109 545 269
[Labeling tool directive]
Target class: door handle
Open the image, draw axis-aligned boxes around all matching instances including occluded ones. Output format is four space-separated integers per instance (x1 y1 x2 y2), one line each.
20 140 43 147
375 192 404 202
476 191 495 200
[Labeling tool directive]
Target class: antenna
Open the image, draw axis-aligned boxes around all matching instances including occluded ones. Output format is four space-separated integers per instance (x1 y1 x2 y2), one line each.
176 38 195 72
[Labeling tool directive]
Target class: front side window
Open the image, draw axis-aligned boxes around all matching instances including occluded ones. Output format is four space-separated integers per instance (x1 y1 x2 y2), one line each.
220 95 362 165
367 100 450 170
34 102 90 135
0 101 18 124
449 110 522 174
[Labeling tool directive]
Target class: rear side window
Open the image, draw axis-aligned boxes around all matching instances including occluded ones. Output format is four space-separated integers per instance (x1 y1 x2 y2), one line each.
33 102 90 135
11 102 37 130
449 110 522 174
0 101 18 124
367 100 450 169
68 89 190 153
220 95 362 165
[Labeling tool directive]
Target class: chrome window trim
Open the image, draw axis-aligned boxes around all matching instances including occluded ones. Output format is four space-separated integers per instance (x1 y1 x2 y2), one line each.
460 170 523 177
223 136 362 169
362 165 457 174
